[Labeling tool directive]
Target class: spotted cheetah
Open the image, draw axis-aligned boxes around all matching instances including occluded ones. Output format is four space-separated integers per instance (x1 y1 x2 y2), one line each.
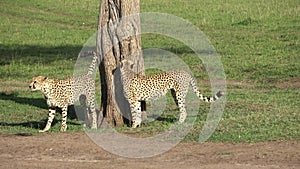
29 52 98 132
119 59 223 128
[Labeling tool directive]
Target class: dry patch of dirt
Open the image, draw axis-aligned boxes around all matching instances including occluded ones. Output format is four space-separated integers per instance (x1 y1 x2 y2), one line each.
274 77 300 89
0 133 299 169
224 80 254 87
0 81 28 91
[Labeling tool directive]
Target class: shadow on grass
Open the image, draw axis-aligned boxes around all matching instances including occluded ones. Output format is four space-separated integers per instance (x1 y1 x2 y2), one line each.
0 119 81 130
0 44 84 65
0 92 48 109
0 119 55 130
0 92 85 130
156 115 176 123
0 44 215 66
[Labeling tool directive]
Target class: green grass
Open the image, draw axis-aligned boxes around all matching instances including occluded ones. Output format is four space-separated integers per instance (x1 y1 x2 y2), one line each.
0 0 299 142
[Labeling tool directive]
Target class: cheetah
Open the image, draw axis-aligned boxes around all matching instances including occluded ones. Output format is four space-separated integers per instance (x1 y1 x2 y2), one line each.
29 52 98 132
119 59 223 128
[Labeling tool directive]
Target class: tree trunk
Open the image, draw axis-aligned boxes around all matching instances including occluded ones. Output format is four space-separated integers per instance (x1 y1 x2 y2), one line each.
96 0 144 127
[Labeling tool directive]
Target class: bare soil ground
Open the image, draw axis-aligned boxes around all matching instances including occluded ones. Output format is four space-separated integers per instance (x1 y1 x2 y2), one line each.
0 133 299 169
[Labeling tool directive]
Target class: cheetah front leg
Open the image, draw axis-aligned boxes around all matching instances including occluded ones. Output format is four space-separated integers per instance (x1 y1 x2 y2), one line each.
39 107 56 132
60 106 68 132
131 101 142 128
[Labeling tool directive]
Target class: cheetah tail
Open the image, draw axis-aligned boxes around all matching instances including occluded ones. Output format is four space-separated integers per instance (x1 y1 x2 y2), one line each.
87 51 98 75
191 79 224 102
198 90 224 103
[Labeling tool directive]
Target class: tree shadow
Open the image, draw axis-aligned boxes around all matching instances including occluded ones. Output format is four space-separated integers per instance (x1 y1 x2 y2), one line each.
0 44 84 66
0 92 48 109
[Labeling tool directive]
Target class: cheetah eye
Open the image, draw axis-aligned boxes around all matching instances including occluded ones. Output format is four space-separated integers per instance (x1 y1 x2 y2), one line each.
34 81 36 83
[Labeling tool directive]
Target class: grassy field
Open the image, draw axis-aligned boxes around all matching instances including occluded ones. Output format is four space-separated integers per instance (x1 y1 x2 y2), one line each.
0 0 299 142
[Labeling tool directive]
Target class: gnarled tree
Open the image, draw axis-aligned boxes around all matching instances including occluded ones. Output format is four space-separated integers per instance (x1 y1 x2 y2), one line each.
96 0 145 127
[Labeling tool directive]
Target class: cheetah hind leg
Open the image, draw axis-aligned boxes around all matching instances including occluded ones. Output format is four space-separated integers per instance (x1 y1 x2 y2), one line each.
79 94 90 128
131 101 142 128
176 92 188 124
171 89 189 123
141 101 148 124
82 106 97 130
89 101 97 129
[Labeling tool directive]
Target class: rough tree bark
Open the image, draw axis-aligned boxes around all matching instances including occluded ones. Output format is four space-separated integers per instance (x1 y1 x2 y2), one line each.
96 0 144 127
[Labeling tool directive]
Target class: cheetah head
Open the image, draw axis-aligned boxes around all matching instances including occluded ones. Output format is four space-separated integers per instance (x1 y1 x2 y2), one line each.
29 76 47 91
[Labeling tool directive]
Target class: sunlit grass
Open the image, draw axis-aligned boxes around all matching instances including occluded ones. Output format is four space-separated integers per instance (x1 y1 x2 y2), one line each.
0 0 299 142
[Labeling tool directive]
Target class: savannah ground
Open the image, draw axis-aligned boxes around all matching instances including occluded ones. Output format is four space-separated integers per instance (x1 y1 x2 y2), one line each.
0 0 299 168
0 133 299 169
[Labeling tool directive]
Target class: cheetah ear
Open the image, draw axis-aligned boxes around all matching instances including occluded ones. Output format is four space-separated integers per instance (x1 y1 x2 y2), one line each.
44 77 48 80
